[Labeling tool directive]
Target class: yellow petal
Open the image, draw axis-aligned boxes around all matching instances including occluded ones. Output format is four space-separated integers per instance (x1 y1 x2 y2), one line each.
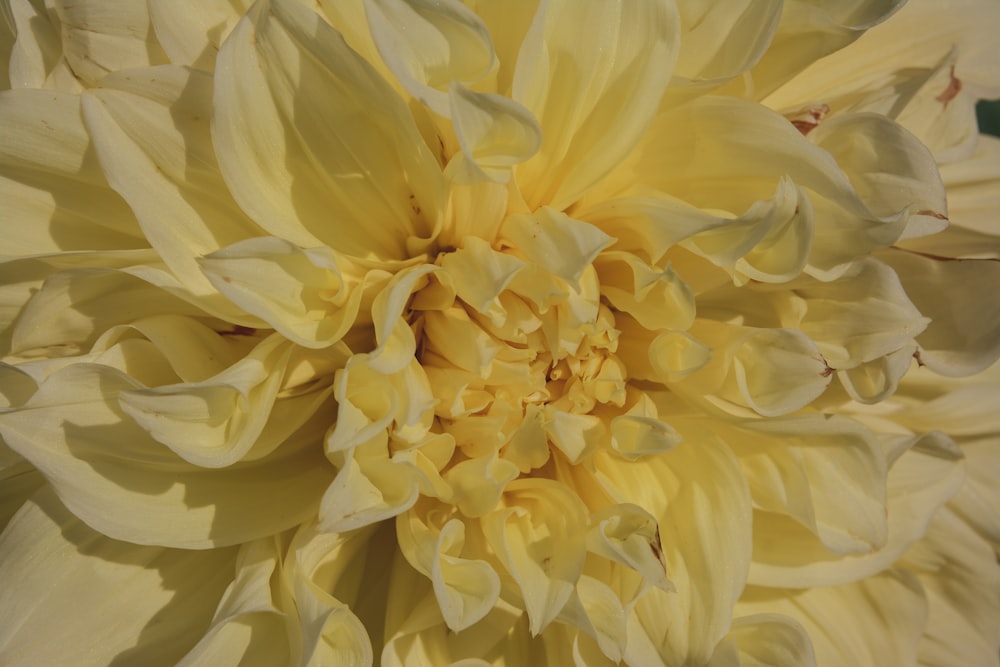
148 0 250 70
513 0 680 210
201 238 366 349
737 570 927 667
793 258 928 369
708 614 817 667
6 0 81 90
365 0 496 116
0 89 145 256
500 207 613 286
51 0 168 86
482 479 588 635
448 82 541 184
0 363 332 548
178 537 291 667
81 66 263 296
748 431 965 588
0 486 237 664
213 0 444 260
600 440 752 666
586 503 672 591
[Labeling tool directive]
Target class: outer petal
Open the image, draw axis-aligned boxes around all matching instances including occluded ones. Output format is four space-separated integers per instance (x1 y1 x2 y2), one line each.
0 362 332 548
0 88 146 257
148 0 252 71
51 0 168 86
6 0 81 90
879 248 1000 377
365 0 496 116
902 507 1000 667
81 65 263 296
178 538 292 667
212 0 444 261
599 440 752 666
0 486 237 664
736 570 927 667
200 237 366 349
707 615 817 667
512 0 680 210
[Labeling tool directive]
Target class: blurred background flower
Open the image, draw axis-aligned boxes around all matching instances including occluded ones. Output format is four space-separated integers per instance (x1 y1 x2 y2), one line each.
0 1 998 665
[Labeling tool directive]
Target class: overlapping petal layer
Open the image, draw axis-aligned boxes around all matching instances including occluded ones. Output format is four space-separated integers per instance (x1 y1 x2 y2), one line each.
1 0 999 665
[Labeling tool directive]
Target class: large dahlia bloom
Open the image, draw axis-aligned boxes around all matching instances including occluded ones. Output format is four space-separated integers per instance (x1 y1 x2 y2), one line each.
1 0 999 664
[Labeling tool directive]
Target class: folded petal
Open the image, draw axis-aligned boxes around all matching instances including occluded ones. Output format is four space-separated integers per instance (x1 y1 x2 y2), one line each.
81 65 264 296
213 0 444 260
0 88 145 256
366 0 496 116
0 362 332 548
148 0 251 71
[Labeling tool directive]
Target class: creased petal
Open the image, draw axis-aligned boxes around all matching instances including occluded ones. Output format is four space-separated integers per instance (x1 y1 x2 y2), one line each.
213 0 444 260
513 0 680 209
365 0 496 116
81 65 263 296
0 363 331 548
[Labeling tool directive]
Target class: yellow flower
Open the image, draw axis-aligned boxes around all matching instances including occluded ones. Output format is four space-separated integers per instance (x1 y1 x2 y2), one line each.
1 0 999 665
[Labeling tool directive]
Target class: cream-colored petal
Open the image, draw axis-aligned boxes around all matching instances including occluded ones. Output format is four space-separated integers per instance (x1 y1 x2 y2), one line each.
594 252 695 331
0 461 43 531
10 267 206 357
902 507 1000 666
482 478 588 635
397 509 502 632
365 0 496 116
119 334 335 468
899 135 1000 259
0 362 331 548
500 207 613 286
743 0 906 100
178 537 292 667
148 0 251 71
0 88 145 256
286 522 381 667
737 570 927 667
879 248 1000 377
51 0 168 86
672 0 781 86
600 440 752 666
201 238 366 349
586 503 671 591
449 82 541 184
513 0 680 210
6 0 81 90
748 432 965 588
0 486 237 664
81 65 263 296
438 236 525 322
711 414 888 556
793 258 928 369
212 0 444 260
707 615 817 667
